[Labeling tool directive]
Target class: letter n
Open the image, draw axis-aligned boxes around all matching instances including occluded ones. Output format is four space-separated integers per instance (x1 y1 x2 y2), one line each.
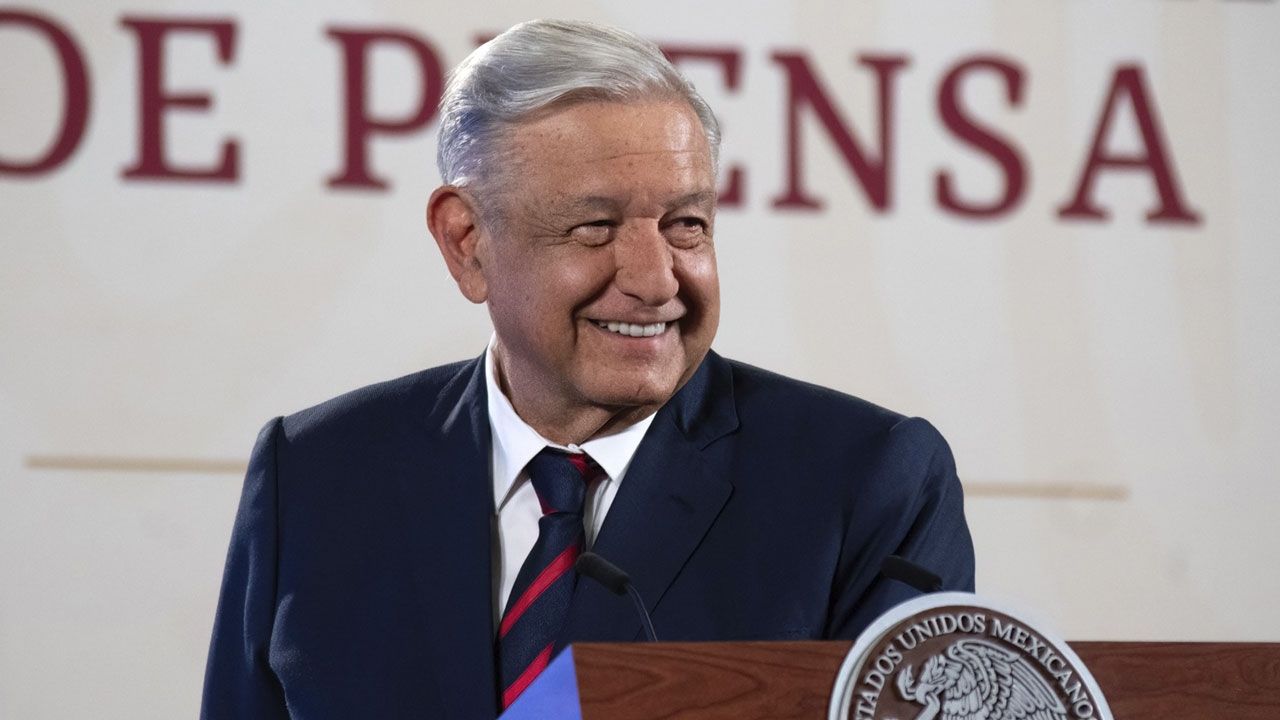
770 52 908 212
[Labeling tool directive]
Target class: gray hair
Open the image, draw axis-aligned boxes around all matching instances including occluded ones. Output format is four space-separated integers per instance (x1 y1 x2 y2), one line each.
435 19 721 190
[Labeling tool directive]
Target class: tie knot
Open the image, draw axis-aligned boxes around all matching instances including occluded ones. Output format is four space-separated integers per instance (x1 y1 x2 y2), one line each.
525 448 600 515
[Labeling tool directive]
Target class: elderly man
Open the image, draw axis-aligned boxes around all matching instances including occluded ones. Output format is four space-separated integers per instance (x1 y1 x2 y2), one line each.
201 19 973 720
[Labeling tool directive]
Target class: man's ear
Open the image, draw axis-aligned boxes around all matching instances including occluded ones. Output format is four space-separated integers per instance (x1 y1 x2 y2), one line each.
427 186 490 303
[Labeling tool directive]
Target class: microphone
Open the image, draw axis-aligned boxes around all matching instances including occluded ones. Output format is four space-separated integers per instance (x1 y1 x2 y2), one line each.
575 552 659 642
880 555 942 593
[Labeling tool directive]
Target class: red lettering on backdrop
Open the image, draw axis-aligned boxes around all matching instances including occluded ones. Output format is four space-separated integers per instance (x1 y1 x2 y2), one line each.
770 53 909 212
0 10 90 176
663 46 746 207
119 17 238 182
1058 65 1201 224
936 56 1027 218
326 27 444 190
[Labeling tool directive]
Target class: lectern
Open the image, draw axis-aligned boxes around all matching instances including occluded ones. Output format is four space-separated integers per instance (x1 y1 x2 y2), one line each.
501 641 1280 719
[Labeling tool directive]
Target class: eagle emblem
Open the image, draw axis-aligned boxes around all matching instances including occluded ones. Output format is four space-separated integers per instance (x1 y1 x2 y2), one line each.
894 638 1067 720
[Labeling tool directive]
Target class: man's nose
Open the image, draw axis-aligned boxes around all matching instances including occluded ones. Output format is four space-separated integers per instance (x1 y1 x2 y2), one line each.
614 223 679 305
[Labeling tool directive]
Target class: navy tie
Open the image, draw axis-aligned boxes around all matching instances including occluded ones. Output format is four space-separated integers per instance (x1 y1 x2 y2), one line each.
497 448 602 708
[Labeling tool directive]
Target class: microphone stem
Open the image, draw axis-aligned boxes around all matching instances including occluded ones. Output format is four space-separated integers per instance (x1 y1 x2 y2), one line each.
625 583 658 642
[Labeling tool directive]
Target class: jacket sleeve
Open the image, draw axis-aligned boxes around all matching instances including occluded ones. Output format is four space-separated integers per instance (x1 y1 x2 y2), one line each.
200 418 291 719
825 416 976 640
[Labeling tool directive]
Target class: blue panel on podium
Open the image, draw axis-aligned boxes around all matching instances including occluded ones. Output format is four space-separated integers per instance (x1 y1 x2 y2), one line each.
499 646 583 719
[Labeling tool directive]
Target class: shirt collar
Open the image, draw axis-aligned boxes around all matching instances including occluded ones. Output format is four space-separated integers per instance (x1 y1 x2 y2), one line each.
484 336 656 512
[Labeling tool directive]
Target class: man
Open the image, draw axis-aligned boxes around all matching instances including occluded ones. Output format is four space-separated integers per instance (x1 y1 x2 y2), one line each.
201 19 973 720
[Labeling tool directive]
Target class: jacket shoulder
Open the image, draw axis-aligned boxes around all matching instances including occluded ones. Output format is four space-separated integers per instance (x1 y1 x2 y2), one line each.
720 356 950 475
278 358 478 446
724 358 903 432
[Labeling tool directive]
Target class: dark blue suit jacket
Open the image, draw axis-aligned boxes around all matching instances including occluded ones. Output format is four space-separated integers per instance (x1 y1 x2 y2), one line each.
201 351 973 719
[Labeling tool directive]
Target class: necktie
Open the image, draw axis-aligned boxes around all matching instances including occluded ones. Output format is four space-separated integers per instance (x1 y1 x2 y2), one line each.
497 448 602 709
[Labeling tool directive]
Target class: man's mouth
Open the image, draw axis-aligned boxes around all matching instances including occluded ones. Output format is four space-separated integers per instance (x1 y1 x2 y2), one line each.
592 320 668 337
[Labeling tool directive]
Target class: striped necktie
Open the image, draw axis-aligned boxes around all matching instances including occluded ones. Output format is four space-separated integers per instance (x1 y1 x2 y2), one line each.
497 448 602 709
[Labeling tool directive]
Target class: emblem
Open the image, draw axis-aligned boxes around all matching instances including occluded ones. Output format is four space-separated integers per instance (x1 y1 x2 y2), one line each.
829 592 1112 720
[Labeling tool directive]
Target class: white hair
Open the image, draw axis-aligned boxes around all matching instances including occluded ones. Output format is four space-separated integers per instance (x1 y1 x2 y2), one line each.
435 19 721 190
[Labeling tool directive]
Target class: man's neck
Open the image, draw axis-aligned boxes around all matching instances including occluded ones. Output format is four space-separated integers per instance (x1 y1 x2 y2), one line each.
498 380 654 447
490 351 655 446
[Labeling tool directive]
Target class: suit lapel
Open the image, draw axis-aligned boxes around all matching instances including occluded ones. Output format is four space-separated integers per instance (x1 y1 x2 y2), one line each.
407 357 499 718
559 352 739 645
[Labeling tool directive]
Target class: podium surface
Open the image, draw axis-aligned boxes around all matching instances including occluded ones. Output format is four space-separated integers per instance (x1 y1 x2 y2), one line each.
502 641 1280 719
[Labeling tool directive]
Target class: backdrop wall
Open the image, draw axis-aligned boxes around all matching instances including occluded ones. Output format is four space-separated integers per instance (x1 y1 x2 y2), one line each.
3 1 1277 717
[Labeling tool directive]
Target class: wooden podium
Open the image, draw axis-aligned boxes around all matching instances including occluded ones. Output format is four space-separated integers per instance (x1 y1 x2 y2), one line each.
501 641 1280 719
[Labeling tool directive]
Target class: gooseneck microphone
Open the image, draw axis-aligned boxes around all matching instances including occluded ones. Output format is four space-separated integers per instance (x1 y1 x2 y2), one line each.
575 552 659 642
880 554 943 593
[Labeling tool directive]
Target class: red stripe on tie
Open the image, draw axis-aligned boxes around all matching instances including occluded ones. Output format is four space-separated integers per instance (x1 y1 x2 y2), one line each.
570 453 608 485
502 642 553 708
499 544 578 638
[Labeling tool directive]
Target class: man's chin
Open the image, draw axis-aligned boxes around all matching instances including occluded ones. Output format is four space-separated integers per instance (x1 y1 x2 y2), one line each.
579 372 682 414
588 389 672 413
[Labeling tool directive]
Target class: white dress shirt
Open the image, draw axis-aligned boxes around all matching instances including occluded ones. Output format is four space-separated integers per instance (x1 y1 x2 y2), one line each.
484 339 656 629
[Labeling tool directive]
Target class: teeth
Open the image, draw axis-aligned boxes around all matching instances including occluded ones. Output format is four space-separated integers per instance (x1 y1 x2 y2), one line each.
595 320 667 337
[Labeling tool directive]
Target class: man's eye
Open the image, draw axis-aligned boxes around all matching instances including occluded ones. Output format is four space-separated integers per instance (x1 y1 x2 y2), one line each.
568 220 614 245
665 217 709 245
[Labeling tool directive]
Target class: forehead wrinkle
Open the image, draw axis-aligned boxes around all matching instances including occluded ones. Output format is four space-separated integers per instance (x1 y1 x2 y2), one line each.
545 189 716 221
668 190 717 209
589 147 708 161
556 196 620 214
525 197 618 230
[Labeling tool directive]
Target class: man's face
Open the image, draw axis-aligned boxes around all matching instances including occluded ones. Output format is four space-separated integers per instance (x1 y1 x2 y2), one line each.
476 99 720 433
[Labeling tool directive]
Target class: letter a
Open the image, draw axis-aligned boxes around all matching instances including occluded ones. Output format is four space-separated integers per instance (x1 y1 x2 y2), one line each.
1058 65 1200 224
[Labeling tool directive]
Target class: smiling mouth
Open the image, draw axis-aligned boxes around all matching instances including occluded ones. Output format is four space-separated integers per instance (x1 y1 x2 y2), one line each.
592 320 668 337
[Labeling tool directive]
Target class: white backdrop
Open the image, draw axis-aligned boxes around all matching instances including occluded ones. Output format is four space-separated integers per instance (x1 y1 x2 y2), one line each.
3 1 1278 717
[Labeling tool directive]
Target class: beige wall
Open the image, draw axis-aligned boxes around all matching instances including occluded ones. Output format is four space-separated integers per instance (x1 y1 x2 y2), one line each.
3 0 1278 717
